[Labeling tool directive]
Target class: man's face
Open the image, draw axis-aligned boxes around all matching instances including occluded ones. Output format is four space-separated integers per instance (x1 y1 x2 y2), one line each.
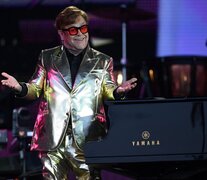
58 15 89 54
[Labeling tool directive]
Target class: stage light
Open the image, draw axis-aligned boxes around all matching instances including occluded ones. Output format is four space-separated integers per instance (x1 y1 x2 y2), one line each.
12 107 35 138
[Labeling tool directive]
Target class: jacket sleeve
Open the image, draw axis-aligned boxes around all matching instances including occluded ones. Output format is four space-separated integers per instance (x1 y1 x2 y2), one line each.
102 57 117 100
24 51 46 100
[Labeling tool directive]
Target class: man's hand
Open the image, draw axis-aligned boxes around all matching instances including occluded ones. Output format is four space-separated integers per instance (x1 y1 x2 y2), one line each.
1 72 22 93
116 77 137 94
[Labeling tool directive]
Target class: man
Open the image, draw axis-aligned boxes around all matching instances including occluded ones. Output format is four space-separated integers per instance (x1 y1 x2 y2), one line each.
1 6 137 180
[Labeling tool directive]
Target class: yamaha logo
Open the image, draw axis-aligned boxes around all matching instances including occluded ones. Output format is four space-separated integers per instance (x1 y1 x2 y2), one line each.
131 130 160 146
142 131 150 140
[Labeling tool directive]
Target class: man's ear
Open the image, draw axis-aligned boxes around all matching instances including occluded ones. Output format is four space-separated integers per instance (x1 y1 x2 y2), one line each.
58 30 64 41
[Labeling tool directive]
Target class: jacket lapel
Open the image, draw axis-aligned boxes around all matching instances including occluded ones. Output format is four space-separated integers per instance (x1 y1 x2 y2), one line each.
52 46 73 89
73 46 99 89
52 45 99 90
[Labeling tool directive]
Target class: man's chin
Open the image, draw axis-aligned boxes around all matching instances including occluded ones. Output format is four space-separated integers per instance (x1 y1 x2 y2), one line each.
76 45 87 50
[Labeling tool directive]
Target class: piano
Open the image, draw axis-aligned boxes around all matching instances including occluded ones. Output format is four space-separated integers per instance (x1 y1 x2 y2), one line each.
84 97 207 179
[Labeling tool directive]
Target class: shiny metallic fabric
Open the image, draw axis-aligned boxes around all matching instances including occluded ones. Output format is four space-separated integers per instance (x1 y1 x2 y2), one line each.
21 45 117 151
39 131 91 180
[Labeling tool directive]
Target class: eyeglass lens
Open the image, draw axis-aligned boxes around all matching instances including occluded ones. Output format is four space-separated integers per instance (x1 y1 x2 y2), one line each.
65 25 88 35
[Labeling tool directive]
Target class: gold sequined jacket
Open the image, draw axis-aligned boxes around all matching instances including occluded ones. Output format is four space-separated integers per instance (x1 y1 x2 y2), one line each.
22 45 117 151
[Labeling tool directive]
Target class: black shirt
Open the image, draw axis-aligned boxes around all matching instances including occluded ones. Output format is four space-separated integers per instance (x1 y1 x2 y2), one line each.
65 47 86 85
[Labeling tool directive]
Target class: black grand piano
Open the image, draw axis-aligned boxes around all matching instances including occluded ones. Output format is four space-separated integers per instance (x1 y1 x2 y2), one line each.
84 98 207 179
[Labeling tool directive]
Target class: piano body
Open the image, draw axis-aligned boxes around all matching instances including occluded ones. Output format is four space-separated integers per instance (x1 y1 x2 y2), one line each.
84 98 207 179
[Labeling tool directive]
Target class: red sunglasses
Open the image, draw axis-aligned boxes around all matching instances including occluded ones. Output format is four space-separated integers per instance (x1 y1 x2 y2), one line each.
62 25 89 36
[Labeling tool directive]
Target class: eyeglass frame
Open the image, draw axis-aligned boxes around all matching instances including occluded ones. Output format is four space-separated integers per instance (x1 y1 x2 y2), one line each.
61 24 89 36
